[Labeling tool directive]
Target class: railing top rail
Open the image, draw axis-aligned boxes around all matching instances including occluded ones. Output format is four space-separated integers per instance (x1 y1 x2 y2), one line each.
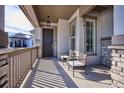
0 46 38 56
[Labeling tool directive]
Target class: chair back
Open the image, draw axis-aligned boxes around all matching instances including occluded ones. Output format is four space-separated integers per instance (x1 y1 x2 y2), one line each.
79 53 87 65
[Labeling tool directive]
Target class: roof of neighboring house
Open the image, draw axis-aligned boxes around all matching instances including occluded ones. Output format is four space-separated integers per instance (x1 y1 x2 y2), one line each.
9 33 32 39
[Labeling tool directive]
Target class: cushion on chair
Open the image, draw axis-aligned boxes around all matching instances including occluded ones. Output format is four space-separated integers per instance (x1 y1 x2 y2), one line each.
68 61 85 67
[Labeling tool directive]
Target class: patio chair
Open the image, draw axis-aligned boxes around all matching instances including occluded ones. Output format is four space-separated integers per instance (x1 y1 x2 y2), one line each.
67 53 88 77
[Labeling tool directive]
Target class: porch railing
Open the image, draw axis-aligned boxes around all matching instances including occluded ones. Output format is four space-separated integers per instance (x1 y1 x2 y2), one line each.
0 47 38 88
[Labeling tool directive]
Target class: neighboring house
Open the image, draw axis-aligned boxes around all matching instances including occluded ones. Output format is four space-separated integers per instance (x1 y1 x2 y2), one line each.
9 33 33 48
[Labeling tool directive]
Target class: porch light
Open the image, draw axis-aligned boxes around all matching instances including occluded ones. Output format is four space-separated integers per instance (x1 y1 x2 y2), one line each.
47 16 51 27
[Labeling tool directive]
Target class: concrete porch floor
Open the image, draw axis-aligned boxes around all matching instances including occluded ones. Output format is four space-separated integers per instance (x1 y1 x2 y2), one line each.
21 58 116 88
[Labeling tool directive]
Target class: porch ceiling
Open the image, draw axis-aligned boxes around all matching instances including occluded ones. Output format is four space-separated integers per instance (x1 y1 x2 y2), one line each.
32 5 80 23
91 5 112 13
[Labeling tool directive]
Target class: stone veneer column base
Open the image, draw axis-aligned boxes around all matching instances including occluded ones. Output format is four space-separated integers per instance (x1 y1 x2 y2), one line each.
110 48 124 88
108 35 124 88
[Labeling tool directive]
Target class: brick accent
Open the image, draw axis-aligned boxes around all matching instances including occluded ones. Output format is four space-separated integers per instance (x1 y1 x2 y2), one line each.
100 37 112 67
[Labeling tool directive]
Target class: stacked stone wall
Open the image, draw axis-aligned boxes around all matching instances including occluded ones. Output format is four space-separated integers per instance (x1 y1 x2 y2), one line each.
100 37 112 67
111 49 124 87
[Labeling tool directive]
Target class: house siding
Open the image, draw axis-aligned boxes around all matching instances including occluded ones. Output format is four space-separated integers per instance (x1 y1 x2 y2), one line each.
100 8 113 37
109 6 124 87
114 6 124 35
99 8 113 67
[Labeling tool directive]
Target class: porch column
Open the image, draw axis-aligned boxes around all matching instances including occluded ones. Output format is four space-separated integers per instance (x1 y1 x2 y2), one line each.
109 5 124 87
33 27 42 58
0 5 4 31
13 39 15 47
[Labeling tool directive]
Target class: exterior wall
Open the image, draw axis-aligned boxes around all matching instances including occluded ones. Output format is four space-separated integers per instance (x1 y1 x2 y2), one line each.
80 11 100 65
81 7 113 65
109 5 124 87
81 12 100 65
114 6 124 35
0 5 4 31
56 6 113 65
100 8 113 37
68 8 100 65
69 6 100 64
99 8 113 67
57 19 69 59
85 16 101 65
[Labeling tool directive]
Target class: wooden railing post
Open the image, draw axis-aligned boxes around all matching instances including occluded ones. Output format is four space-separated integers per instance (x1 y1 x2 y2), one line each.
30 49 32 69
37 47 38 58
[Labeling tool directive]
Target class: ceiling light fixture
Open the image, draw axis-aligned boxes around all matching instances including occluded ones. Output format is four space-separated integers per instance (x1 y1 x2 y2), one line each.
47 16 51 27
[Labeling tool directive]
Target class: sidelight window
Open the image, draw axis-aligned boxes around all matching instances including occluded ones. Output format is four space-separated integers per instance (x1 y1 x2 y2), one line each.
85 19 96 54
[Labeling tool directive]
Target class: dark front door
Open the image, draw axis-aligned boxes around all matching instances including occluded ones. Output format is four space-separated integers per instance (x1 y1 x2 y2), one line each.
43 29 53 57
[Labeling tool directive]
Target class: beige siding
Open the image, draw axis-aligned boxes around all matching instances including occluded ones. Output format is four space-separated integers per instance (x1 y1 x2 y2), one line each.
100 8 113 37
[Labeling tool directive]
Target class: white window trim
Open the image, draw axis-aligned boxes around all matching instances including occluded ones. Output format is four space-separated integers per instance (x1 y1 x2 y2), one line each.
84 18 96 55
69 20 76 51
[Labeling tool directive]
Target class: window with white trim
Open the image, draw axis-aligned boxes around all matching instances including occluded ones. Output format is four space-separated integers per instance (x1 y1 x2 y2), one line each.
70 21 76 51
85 19 96 54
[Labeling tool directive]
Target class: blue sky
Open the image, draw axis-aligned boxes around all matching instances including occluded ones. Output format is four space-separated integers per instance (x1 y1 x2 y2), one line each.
5 5 34 35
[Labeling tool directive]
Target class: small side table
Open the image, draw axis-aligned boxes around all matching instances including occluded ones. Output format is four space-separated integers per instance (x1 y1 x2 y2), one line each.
61 55 69 65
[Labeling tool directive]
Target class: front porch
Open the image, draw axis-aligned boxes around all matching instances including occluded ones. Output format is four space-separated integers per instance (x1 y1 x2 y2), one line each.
21 58 116 88
1 5 124 88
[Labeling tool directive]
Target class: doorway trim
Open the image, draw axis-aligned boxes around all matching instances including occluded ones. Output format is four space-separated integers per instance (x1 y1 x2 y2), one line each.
41 25 57 58
42 28 54 57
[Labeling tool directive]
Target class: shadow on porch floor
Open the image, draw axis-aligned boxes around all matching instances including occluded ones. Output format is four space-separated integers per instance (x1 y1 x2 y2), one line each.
58 61 116 88
71 65 111 85
21 58 116 88
22 58 78 88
